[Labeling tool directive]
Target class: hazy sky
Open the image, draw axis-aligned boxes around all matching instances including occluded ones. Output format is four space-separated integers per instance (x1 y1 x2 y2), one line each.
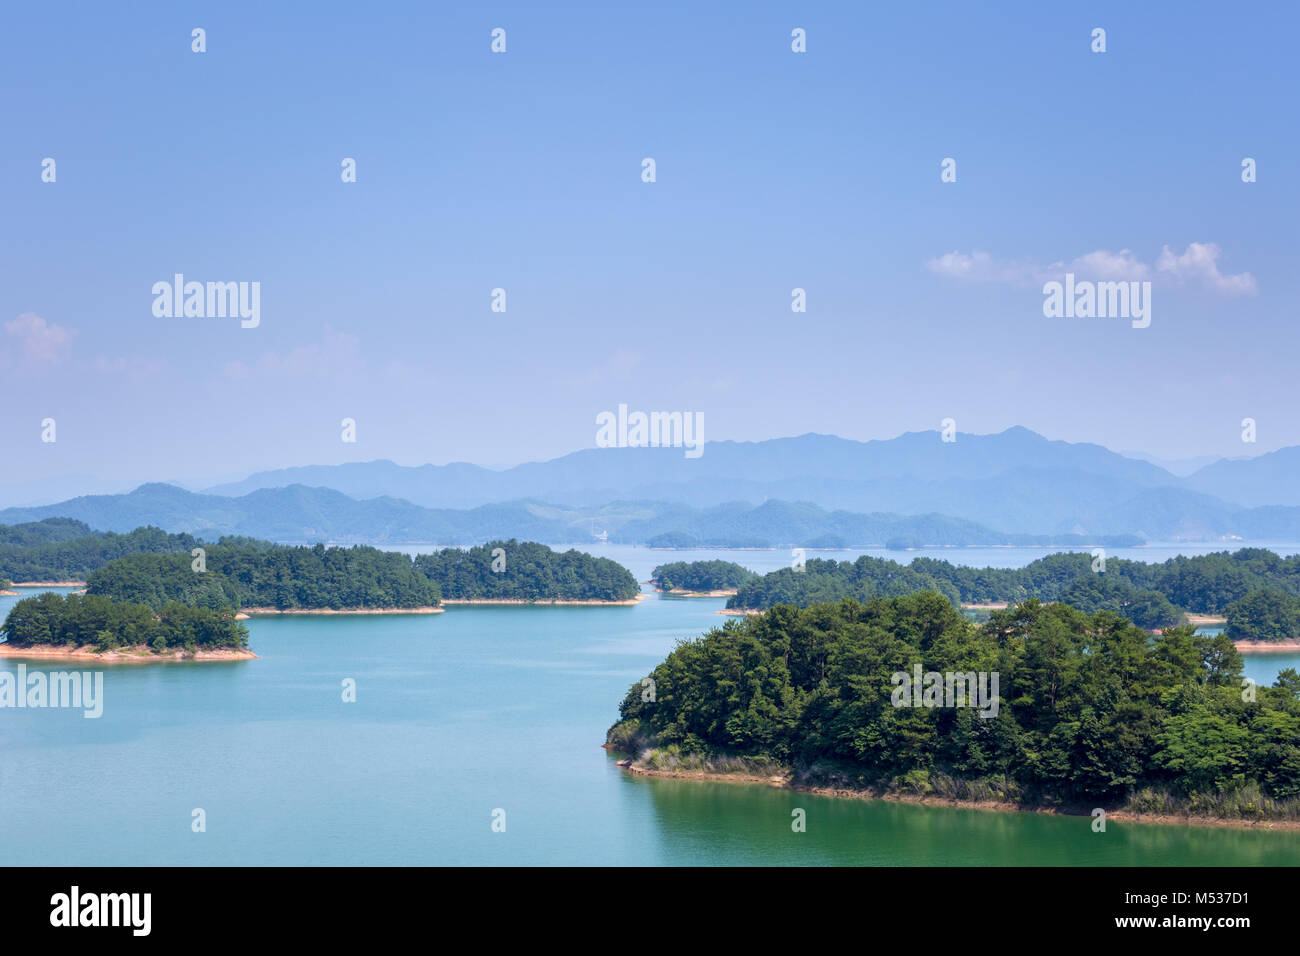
2 1 1295 492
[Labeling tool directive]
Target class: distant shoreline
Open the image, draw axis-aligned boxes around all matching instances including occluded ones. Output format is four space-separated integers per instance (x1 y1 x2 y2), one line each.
1235 640 1300 653
441 594 647 607
0 643 256 662
609 756 1300 831
10 581 87 587
235 605 444 619
654 587 739 598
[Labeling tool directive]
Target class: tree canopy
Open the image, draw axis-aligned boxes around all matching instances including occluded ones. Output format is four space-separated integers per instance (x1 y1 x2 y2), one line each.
727 548 1300 634
414 540 639 601
1 591 248 651
87 541 440 611
0 520 197 581
610 594 1300 810
651 560 757 592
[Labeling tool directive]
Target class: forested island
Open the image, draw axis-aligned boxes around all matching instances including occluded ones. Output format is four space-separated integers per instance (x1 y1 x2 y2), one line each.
651 560 757 595
0 591 252 661
2 533 641 654
77 535 636 611
0 518 196 583
608 594 1300 826
86 540 441 613
0 521 641 608
414 540 640 603
725 549 1300 641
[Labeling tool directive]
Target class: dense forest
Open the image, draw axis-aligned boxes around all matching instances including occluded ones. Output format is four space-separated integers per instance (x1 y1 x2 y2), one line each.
651 560 757 592
609 594 1300 818
727 549 1300 634
1 591 248 651
87 540 440 611
0 519 197 581
1226 588 1300 643
83 537 638 609
414 540 639 601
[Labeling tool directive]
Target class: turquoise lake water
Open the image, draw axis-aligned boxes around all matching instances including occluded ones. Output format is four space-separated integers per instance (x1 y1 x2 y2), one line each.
3 555 1299 865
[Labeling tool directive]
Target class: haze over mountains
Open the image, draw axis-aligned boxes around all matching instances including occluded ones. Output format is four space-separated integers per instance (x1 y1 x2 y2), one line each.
3 427 1298 546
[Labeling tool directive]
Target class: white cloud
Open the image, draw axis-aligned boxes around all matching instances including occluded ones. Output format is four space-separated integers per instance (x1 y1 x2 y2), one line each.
1155 242 1257 294
925 251 1038 284
1060 248 1150 281
928 243 1254 295
4 313 74 363
222 325 363 380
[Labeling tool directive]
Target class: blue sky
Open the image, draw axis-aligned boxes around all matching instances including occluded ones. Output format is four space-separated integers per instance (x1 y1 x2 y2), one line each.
1 1 1295 494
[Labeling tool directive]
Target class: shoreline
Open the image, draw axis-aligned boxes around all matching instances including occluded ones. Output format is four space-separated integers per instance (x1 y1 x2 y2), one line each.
441 593 647 607
1234 640 1300 653
10 581 88 587
609 756 1300 831
654 587 738 598
235 605 445 619
0 643 256 663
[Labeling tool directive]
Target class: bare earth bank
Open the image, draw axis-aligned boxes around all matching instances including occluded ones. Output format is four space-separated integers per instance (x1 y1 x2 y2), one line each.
0 644 257 662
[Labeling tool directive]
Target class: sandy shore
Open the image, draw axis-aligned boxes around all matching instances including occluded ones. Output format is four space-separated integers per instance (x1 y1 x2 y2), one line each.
1235 640 1300 653
0 643 256 662
10 581 88 587
655 588 739 598
611 758 1300 831
717 607 761 616
1186 613 1228 626
235 605 445 619
442 593 647 606
0 589 17 597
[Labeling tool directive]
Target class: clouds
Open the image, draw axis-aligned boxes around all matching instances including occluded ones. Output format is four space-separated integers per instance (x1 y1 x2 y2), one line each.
927 243 1255 294
222 325 363 380
924 251 1038 284
1155 242 1258 294
4 313 74 363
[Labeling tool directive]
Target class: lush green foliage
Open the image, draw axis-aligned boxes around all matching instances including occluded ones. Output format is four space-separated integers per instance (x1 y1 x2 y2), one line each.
728 549 1300 633
652 560 756 592
0 520 197 582
1227 588 1300 643
82 536 637 609
87 541 440 611
0 517 96 547
414 540 639 601
1 591 247 650
610 595 1300 807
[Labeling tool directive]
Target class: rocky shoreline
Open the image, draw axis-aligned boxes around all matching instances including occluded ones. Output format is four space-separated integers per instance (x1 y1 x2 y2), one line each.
609 752 1300 831
0 643 257 662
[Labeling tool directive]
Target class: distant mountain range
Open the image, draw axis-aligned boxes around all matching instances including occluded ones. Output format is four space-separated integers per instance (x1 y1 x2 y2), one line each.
0 483 1145 547
5 427 1299 545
